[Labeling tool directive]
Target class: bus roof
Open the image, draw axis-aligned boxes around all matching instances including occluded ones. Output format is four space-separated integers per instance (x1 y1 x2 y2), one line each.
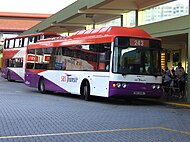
71 26 151 38
4 32 60 40
37 36 67 43
28 26 160 49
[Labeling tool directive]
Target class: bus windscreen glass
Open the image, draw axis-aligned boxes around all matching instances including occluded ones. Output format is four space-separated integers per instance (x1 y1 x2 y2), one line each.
113 37 161 75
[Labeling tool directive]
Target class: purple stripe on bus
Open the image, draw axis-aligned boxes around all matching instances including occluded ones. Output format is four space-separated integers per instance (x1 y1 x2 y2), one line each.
44 78 69 93
1 68 8 78
25 70 40 88
1 68 23 81
9 71 23 81
109 81 162 98
25 70 68 93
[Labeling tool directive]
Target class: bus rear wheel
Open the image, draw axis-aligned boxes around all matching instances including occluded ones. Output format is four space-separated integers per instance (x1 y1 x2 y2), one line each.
7 71 13 82
38 78 46 94
81 81 91 101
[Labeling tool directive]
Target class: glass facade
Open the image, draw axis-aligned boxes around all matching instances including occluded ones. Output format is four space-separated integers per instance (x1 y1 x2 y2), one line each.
95 18 121 29
92 0 189 27
139 0 189 25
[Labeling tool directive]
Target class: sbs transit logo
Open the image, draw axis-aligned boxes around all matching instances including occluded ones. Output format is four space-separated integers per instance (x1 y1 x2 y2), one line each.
61 74 78 83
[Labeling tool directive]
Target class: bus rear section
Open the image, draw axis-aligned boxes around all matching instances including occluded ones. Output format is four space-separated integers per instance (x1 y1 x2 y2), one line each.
2 48 26 81
24 26 163 100
1 32 61 82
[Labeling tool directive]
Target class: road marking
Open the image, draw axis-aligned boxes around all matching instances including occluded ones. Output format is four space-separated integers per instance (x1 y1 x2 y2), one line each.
162 102 190 108
0 126 189 139
160 127 190 135
0 127 158 139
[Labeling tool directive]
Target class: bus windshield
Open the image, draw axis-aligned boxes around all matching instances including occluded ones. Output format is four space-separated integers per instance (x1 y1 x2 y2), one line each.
113 38 161 76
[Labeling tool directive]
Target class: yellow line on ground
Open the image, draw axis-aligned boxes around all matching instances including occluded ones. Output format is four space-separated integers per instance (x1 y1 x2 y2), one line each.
0 126 189 139
0 127 159 139
163 102 190 108
159 127 190 135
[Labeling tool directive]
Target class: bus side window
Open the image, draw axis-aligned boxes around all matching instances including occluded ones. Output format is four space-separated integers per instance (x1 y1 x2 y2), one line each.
48 48 56 70
23 38 29 47
9 59 15 67
4 40 9 49
39 35 44 40
26 63 34 69
34 36 40 43
19 38 24 47
5 59 9 67
12 58 23 67
9 39 15 48
28 36 41 44
14 38 20 48
26 49 35 69
29 37 34 44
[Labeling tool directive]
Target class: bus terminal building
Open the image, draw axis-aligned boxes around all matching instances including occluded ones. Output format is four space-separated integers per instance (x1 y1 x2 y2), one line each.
17 0 190 102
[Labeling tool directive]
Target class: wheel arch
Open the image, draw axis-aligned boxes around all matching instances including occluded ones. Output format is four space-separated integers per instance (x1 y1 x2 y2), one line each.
38 76 44 90
7 70 13 81
80 78 91 95
6 70 10 79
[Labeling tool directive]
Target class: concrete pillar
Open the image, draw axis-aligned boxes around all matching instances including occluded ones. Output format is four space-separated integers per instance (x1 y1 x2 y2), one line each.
93 23 95 29
135 10 139 27
120 15 123 27
122 13 127 27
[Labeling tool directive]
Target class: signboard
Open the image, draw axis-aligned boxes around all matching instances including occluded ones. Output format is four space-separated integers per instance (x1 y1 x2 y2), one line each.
130 38 149 47
27 54 39 62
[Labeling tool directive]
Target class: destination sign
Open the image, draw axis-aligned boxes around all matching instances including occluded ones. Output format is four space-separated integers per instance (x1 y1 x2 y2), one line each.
130 38 149 47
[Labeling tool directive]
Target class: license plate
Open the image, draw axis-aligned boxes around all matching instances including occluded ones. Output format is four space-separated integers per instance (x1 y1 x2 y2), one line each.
133 91 146 95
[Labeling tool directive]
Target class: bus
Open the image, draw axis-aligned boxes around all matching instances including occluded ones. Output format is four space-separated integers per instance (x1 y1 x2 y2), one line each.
1 32 60 82
24 26 163 100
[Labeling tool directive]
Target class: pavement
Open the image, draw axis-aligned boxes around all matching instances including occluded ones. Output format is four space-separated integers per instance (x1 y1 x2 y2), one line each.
0 75 190 142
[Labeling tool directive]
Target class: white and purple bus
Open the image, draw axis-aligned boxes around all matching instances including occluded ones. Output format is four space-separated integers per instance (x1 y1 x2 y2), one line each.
25 26 163 100
1 32 60 82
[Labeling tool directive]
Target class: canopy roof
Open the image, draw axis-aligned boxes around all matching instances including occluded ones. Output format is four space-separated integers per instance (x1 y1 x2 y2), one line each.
22 0 173 34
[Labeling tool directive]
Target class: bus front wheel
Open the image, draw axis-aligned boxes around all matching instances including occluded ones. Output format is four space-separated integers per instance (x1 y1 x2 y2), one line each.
38 78 46 94
81 81 91 101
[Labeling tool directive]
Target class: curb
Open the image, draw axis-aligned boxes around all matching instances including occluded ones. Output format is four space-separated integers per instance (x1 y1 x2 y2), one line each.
161 101 190 108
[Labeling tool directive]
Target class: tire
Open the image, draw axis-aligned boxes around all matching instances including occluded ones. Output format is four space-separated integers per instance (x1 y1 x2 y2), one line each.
38 78 46 94
81 81 91 101
7 71 12 82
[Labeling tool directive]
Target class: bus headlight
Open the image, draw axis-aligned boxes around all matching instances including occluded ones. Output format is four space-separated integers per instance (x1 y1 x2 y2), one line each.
152 85 156 89
116 83 121 88
122 83 127 88
156 85 160 89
